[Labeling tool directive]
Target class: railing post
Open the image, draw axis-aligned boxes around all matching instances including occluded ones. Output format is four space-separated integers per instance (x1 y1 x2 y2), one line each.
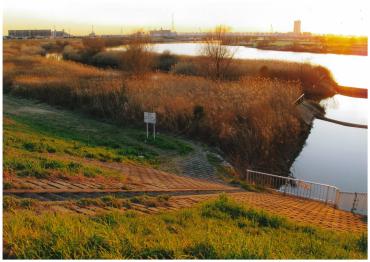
325 185 329 204
283 180 287 195
334 189 340 208
351 192 358 213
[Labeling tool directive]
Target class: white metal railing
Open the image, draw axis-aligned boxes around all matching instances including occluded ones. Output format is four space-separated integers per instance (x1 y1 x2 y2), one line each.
245 169 339 205
336 192 367 215
245 169 367 215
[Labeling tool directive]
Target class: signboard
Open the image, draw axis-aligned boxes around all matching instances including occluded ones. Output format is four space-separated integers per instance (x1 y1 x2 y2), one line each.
144 112 156 140
144 112 156 124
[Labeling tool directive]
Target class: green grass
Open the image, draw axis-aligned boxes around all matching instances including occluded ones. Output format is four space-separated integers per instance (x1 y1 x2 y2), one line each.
3 195 366 259
3 96 196 181
128 131 193 155
206 153 264 191
4 114 159 166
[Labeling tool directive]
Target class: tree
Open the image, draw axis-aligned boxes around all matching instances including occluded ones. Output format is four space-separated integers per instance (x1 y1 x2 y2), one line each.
122 31 153 75
200 25 238 80
82 37 105 55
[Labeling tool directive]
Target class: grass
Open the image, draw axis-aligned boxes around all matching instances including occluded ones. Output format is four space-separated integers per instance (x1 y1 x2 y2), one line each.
3 195 367 259
74 194 171 209
128 131 193 155
3 96 194 182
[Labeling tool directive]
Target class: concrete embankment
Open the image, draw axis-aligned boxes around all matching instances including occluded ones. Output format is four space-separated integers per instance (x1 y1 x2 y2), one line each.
336 85 368 99
297 100 368 129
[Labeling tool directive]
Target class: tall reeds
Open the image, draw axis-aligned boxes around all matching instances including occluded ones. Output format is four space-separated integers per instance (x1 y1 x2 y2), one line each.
4 41 308 172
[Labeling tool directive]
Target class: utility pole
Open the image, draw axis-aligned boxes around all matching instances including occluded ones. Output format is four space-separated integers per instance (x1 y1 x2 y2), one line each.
171 13 175 31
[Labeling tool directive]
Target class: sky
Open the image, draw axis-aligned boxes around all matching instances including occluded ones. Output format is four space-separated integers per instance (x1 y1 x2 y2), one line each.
3 0 369 36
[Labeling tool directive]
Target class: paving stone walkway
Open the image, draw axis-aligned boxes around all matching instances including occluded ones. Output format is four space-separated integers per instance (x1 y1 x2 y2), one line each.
4 161 237 194
6 188 367 233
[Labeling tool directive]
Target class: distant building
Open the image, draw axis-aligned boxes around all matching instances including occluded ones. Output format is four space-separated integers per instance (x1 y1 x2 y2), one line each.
149 28 177 38
8 29 52 39
52 29 70 38
294 20 301 35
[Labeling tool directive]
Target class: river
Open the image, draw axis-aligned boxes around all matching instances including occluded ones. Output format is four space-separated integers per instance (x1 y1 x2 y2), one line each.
113 43 369 192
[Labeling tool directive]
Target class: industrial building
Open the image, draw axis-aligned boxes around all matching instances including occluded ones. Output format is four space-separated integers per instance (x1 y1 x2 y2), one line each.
294 20 301 35
149 29 177 38
8 29 52 39
8 29 70 39
52 29 70 38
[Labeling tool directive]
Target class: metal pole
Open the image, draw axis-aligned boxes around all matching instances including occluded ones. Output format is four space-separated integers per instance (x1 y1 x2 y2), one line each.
325 185 329 204
153 124 156 140
334 190 340 208
146 123 149 139
351 193 358 213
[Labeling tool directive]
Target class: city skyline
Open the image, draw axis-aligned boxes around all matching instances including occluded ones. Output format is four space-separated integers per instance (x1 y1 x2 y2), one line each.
3 0 368 36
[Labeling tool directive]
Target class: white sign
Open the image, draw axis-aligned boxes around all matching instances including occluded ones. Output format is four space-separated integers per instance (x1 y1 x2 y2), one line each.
144 112 156 124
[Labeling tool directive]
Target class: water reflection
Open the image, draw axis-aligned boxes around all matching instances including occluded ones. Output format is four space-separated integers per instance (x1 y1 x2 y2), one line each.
148 43 368 89
291 119 367 192
89 43 369 192
321 95 368 125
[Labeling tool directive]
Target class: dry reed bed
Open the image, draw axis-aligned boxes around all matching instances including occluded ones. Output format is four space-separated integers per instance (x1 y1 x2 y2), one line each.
125 74 303 169
4 44 306 172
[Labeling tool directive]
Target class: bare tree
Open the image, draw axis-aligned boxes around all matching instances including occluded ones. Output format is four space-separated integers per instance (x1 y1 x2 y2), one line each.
200 25 238 80
122 30 153 75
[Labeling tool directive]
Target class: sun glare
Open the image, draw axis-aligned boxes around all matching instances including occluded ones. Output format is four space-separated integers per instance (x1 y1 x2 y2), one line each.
3 0 368 35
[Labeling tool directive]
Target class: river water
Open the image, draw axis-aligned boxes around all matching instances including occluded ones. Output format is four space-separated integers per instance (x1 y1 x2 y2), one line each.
113 43 369 192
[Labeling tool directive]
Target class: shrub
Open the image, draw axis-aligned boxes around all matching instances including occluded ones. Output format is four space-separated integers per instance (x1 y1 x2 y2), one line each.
62 45 83 62
91 51 123 68
82 38 105 56
155 51 178 71
170 61 198 75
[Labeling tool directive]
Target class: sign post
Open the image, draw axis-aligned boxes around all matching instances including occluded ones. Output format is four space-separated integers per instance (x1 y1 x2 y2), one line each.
144 112 156 140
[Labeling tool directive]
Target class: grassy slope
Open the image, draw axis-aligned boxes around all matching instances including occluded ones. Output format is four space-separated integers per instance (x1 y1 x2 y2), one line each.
2 97 367 259
3 195 367 259
3 95 194 184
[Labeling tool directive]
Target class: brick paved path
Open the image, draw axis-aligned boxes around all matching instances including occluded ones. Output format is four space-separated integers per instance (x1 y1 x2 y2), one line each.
6 190 367 233
4 161 237 194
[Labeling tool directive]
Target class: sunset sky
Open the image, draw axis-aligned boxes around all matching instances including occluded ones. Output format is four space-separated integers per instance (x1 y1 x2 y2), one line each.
3 0 368 36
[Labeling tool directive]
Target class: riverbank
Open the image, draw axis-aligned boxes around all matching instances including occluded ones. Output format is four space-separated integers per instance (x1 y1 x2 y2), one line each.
4 39 315 175
241 43 367 56
3 94 366 260
298 100 368 129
